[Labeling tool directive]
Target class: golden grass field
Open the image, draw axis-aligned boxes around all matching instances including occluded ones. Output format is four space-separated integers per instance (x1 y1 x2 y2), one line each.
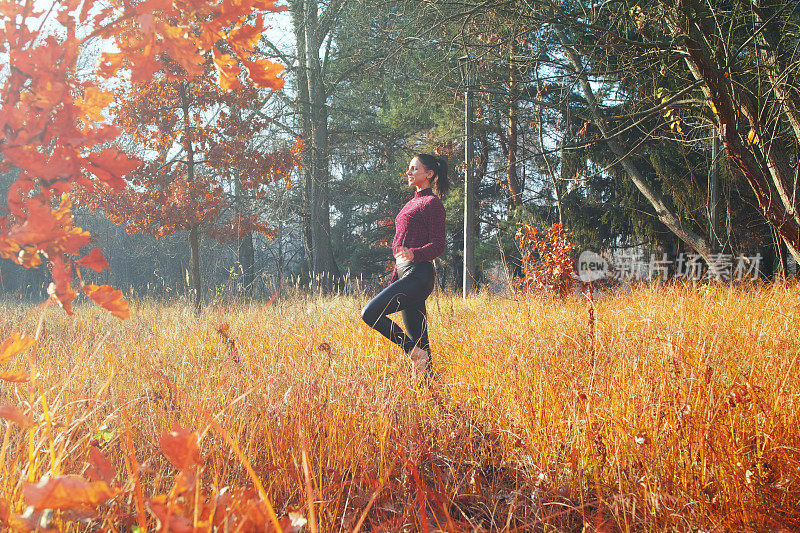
1 282 799 531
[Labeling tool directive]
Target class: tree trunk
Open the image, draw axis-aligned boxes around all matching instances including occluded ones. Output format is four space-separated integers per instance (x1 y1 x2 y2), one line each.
179 81 202 312
238 233 255 294
507 54 522 210
232 167 255 296
662 0 800 264
304 0 340 291
709 130 721 251
290 0 314 267
555 26 716 265
188 225 201 311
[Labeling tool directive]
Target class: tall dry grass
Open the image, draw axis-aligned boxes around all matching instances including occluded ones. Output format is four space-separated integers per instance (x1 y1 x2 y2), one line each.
0 282 799 531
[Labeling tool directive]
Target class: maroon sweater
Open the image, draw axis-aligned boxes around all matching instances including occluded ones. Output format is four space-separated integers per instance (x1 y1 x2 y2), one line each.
389 188 446 282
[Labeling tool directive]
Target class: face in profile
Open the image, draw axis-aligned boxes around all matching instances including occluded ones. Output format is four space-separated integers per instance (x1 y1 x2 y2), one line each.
406 157 432 190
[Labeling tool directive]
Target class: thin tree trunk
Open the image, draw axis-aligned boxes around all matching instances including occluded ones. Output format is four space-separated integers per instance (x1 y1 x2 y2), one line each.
555 26 716 265
238 233 255 294
233 165 255 296
708 130 721 251
663 1 800 264
304 0 339 291
179 81 202 312
507 53 522 210
291 0 314 268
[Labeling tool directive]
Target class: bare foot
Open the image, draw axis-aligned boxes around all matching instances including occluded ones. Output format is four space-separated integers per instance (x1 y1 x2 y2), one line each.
408 346 429 377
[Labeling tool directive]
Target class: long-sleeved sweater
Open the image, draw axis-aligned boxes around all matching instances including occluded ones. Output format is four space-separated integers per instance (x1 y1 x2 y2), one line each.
389 187 446 282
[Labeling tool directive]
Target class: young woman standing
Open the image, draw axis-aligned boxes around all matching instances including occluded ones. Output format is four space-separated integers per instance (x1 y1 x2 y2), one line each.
361 154 449 376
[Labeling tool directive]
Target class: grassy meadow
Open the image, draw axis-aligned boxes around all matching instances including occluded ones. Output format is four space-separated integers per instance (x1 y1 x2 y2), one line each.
0 282 799 531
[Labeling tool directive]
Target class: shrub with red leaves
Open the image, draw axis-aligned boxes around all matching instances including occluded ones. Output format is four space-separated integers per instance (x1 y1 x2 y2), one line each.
513 223 576 297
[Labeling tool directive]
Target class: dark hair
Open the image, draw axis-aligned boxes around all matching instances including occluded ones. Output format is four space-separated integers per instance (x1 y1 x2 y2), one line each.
415 153 450 198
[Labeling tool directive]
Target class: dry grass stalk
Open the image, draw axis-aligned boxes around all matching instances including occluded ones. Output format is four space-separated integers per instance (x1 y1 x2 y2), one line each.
0 282 797 531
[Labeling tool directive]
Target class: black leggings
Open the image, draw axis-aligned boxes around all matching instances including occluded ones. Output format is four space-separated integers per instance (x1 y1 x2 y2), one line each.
361 261 435 354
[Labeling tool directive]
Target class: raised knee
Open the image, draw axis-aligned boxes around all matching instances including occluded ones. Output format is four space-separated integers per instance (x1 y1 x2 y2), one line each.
361 304 375 325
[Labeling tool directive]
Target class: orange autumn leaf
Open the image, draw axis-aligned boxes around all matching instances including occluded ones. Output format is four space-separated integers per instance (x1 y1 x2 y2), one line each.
76 247 109 272
49 256 77 315
81 148 141 190
0 497 9 525
0 332 36 364
23 475 117 511
7 198 66 248
0 402 33 429
82 284 130 319
242 58 285 90
74 86 113 123
147 497 194 532
159 424 201 471
16 248 43 269
85 446 116 485
214 53 242 91
0 369 30 383
48 282 77 315
228 15 264 54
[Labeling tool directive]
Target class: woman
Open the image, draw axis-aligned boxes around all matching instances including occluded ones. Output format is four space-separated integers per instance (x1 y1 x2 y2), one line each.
361 153 449 376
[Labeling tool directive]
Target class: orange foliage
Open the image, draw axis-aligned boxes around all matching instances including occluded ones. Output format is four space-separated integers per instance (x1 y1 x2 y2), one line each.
23 476 119 512
0 332 34 385
0 332 36 364
4 408 307 530
159 424 202 471
1 0 288 315
513 223 577 296
83 284 131 319
78 62 301 243
0 402 33 428
76 247 111 273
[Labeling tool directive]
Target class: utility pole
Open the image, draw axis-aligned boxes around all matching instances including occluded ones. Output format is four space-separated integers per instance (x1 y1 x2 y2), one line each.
461 56 475 298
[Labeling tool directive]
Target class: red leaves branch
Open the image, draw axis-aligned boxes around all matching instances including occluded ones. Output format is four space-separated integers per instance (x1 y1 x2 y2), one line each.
514 223 577 296
2 0 289 318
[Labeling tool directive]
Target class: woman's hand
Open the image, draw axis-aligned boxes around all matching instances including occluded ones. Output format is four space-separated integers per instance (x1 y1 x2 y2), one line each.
394 246 415 262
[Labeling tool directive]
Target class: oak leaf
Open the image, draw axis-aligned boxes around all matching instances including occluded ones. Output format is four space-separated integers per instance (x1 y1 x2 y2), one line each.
81 148 141 190
214 53 242 91
23 475 117 511
85 446 116 485
0 332 36 364
0 370 30 383
74 87 113 123
0 403 33 429
82 284 130 319
228 16 264 54
7 197 66 248
76 247 109 272
148 497 193 533
159 424 201 471
242 58 285 90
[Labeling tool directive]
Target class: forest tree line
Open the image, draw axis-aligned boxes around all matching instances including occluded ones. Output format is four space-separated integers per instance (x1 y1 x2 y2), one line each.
2 0 798 304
